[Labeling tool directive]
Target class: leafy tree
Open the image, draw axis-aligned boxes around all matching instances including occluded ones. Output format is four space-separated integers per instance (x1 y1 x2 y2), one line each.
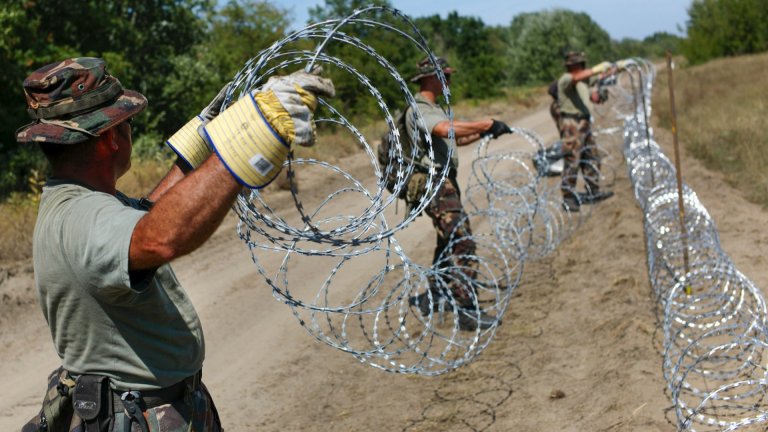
612 32 683 60
160 1 292 136
612 38 646 60
0 0 77 197
208 0 291 79
505 8 614 86
308 0 392 22
641 32 683 58
414 13 507 99
683 0 768 64
0 0 214 197
305 2 507 118
307 0 424 119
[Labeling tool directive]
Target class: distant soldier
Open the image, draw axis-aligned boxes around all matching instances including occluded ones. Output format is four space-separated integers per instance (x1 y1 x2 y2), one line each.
18 57 333 431
404 56 512 331
548 79 562 135
557 51 621 211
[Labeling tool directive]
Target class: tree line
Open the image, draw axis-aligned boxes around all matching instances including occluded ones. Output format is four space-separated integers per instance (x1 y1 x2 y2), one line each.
1 0 760 199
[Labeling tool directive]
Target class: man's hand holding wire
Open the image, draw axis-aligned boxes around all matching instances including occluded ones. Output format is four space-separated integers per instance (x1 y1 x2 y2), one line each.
484 119 513 139
166 81 232 169
202 69 335 188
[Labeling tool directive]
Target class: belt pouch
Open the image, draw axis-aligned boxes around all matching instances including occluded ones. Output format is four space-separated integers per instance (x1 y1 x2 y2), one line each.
73 375 113 432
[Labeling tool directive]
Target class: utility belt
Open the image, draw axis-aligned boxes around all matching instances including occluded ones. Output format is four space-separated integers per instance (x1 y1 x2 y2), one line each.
403 166 459 217
559 112 590 121
80 371 200 432
24 367 200 432
110 372 198 412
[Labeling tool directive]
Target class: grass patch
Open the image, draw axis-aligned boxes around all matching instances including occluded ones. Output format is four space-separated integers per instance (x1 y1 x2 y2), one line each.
654 52 768 206
117 156 175 198
0 194 38 261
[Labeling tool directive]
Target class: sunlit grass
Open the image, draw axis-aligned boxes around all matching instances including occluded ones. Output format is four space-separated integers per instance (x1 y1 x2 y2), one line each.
0 194 37 261
654 52 768 206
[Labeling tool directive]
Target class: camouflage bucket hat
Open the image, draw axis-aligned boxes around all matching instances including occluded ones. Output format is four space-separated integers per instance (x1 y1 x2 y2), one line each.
410 56 456 83
564 51 587 67
16 57 147 145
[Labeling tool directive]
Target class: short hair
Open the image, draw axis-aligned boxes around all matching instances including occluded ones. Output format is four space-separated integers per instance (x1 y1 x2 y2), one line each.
39 136 100 168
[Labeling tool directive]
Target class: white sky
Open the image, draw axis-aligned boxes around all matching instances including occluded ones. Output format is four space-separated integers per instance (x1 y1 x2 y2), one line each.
275 0 691 40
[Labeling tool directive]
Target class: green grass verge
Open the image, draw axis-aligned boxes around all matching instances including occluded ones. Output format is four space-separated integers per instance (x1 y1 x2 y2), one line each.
654 52 768 206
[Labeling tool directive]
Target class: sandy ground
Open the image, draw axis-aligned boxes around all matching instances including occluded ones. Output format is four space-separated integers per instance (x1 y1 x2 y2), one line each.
2 95 767 432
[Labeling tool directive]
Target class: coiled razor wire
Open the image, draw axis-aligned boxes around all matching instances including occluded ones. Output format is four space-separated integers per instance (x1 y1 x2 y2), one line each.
220 6 625 375
621 57 768 431
222 6 509 375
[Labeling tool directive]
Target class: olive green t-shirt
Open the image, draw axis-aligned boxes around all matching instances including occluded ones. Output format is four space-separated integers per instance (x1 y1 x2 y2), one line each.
405 93 459 170
33 181 204 390
557 72 598 118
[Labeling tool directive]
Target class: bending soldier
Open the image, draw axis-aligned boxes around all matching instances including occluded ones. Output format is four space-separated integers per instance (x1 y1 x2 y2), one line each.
404 57 512 331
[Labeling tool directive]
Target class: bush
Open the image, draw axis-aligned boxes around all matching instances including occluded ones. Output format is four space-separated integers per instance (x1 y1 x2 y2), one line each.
505 9 614 86
682 0 768 64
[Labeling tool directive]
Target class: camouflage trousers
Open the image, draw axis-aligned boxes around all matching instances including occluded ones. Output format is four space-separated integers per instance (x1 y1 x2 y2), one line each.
559 116 601 198
22 368 222 432
549 100 561 135
422 177 477 304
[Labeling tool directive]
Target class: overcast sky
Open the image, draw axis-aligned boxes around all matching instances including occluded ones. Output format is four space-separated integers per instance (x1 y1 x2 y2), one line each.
275 0 691 40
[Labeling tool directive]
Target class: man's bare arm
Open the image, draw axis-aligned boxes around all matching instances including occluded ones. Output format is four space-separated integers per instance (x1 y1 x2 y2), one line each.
432 119 493 140
146 158 193 202
129 154 241 270
456 133 484 146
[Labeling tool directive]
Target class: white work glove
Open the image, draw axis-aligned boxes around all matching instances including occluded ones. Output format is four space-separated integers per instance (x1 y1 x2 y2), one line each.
256 71 335 147
202 69 335 188
591 61 616 75
166 82 232 168
616 59 631 70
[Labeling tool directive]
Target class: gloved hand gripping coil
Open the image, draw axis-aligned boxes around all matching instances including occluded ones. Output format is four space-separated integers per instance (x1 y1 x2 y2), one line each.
203 93 289 188
203 70 335 188
167 82 232 168
591 61 615 75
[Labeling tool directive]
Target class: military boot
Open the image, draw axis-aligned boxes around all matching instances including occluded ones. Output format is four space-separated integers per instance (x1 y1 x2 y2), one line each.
579 190 614 204
562 195 581 212
458 308 498 331
408 292 442 316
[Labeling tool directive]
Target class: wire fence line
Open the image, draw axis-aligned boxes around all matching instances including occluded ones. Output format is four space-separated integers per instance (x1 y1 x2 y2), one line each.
622 58 768 431
206 5 768 426
212 5 626 377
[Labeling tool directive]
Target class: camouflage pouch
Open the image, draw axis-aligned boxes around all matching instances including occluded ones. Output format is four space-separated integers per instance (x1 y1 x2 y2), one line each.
22 367 79 432
405 172 428 206
111 380 222 432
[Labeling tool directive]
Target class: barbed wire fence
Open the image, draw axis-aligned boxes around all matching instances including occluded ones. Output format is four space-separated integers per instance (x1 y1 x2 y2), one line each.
206 3 768 427
622 58 768 431
216 5 629 378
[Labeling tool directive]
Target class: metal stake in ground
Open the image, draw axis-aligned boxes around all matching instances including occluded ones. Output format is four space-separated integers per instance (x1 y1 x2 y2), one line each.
665 53 691 295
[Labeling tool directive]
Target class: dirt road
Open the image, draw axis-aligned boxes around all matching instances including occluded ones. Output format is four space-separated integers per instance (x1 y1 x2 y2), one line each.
2 99 767 431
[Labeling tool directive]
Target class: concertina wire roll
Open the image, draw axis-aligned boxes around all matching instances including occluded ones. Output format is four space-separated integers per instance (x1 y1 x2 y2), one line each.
211 6 624 376
622 58 768 431
206 8 768 429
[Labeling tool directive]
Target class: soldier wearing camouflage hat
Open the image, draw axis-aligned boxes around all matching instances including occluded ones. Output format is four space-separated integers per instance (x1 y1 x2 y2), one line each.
556 50 624 212
19 57 334 432
403 56 512 331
